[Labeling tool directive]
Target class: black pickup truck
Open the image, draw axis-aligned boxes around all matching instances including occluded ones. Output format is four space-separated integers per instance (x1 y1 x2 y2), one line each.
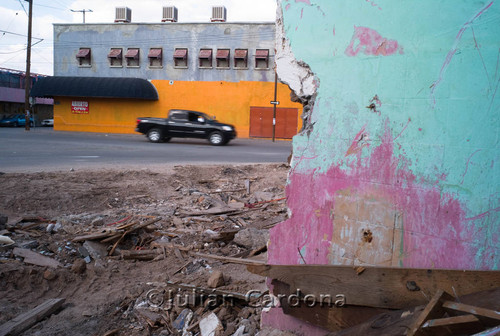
135 109 237 145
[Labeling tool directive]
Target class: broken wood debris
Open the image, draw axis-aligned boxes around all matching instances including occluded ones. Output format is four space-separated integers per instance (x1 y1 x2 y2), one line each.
0 298 65 336
12 247 62 268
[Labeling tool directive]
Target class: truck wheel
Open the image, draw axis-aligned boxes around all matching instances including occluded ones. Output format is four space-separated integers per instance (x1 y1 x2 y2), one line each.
147 128 163 143
208 131 225 146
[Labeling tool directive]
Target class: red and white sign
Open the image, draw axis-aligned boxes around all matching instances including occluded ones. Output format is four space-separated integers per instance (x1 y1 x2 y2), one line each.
71 101 89 114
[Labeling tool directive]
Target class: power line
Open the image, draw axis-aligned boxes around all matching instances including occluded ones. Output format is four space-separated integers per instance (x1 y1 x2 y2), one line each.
17 0 28 16
71 9 93 23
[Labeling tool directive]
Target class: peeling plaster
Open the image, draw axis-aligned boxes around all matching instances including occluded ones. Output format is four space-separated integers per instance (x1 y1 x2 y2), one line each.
275 3 318 135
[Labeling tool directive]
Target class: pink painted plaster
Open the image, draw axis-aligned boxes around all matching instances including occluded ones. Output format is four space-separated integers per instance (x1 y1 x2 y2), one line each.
269 120 481 270
345 26 403 57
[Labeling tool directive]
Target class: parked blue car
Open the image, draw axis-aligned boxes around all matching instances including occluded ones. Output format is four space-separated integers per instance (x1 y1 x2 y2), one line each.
0 114 34 127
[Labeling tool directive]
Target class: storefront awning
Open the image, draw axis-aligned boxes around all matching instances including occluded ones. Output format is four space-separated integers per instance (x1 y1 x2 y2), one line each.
30 77 158 100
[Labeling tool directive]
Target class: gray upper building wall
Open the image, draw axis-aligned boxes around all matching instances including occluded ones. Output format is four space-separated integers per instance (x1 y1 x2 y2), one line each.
53 22 276 82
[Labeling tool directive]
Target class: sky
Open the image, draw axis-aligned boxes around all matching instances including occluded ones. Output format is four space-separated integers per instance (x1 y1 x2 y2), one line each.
0 0 277 76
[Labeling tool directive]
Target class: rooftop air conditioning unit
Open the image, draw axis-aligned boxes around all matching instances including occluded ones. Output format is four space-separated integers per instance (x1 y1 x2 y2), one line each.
162 6 178 22
211 6 226 22
115 7 131 23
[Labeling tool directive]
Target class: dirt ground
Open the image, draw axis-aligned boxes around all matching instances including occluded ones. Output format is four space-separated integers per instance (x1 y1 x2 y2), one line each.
0 163 292 336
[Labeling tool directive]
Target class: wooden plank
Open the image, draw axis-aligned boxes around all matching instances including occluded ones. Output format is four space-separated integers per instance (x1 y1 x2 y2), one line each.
247 264 500 309
72 231 115 242
12 248 62 268
329 288 500 336
421 314 483 335
442 301 500 327
407 289 455 336
272 279 388 332
471 325 500 336
191 252 266 266
0 298 65 336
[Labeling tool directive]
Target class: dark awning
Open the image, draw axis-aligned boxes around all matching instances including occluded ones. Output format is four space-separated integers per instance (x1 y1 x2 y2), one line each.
234 49 248 59
173 48 187 59
76 48 90 58
108 48 122 58
125 48 139 59
255 49 269 59
216 49 230 59
30 77 158 100
148 48 162 58
199 49 212 59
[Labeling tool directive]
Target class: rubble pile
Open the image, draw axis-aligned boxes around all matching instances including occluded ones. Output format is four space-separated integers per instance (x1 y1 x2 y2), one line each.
0 164 289 336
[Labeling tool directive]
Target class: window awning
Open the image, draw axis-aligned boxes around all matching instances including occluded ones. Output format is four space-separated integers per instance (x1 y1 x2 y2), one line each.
199 49 212 59
30 77 159 101
76 48 90 58
216 49 230 59
255 49 269 59
148 48 162 58
108 49 122 58
173 49 187 59
125 49 139 59
234 49 248 59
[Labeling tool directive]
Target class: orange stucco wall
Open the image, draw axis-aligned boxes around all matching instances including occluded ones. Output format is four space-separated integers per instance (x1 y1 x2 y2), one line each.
54 80 303 138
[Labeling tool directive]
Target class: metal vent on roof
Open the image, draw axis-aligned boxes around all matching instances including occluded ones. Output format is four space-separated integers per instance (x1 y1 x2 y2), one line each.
211 6 226 22
115 7 131 23
162 6 178 22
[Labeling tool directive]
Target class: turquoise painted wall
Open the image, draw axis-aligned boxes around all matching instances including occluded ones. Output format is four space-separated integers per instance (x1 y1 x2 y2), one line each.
269 0 499 275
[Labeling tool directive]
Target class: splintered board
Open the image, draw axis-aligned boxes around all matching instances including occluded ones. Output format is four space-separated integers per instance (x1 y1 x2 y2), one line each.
247 264 500 309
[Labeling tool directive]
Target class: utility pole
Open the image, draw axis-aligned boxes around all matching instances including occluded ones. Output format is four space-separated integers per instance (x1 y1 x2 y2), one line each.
24 0 33 131
71 9 93 23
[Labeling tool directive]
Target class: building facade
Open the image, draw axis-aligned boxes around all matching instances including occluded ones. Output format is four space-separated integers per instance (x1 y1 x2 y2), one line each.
0 68 53 125
44 7 302 138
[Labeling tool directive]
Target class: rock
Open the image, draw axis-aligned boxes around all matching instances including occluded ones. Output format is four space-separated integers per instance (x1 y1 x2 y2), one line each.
43 269 57 280
90 217 105 226
232 325 246 336
0 235 15 245
253 191 274 201
19 240 39 249
71 258 86 273
233 228 269 249
199 312 223 336
207 270 225 288
83 240 108 259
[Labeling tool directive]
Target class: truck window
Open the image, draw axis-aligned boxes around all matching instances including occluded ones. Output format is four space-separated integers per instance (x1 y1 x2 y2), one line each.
170 111 188 121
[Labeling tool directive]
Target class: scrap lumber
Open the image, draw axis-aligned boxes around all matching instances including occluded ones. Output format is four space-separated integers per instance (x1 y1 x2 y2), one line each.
247 264 500 309
191 252 266 266
442 301 500 326
0 298 65 336
330 288 500 336
272 279 389 333
421 314 483 335
12 248 62 268
407 289 455 336
121 249 162 261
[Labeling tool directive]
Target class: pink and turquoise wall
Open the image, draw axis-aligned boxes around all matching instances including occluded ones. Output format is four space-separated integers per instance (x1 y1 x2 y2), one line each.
265 0 499 333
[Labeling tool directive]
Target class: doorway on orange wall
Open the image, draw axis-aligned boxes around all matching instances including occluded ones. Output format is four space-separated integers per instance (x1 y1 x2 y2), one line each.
249 106 298 139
